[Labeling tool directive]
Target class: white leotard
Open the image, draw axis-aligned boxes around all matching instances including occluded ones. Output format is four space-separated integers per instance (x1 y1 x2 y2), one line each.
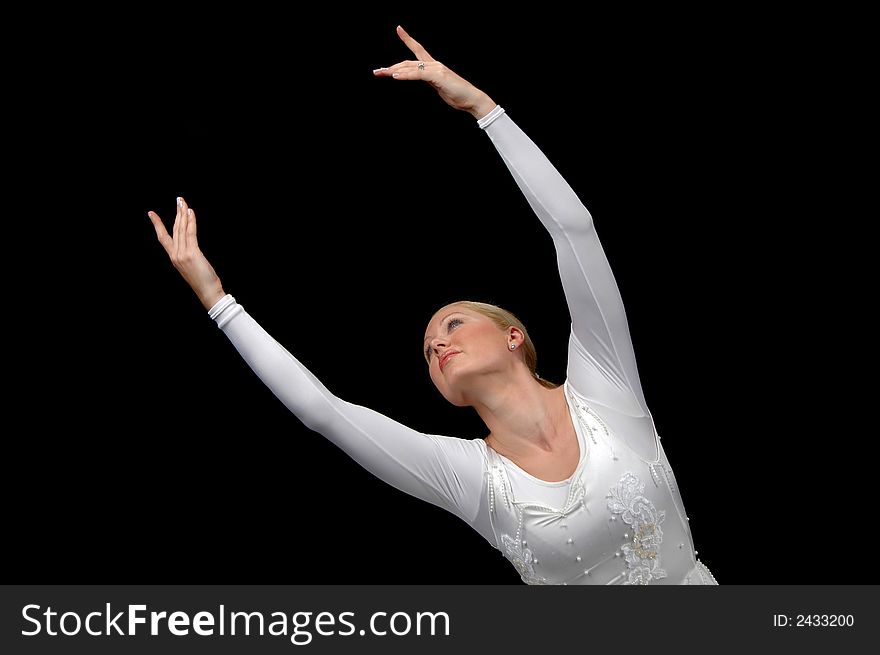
206 106 717 585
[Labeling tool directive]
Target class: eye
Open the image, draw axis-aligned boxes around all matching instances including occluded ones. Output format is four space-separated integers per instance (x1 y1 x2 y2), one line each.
425 317 464 361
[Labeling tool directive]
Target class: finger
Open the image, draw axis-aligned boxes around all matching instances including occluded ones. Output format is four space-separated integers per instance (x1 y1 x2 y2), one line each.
173 198 182 260
187 207 199 249
373 60 411 76
147 211 174 256
374 60 406 76
388 61 426 81
375 60 428 78
396 25 435 62
179 196 190 251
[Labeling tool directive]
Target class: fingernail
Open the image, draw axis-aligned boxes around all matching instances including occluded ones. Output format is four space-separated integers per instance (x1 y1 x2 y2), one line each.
392 73 399 78
177 197 183 207
188 208 193 215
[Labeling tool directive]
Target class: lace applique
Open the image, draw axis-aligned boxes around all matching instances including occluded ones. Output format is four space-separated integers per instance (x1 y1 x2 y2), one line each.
500 533 547 585
606 471 668 585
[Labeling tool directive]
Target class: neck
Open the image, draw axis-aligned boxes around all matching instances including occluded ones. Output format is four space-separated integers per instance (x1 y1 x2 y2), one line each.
469 369 566 456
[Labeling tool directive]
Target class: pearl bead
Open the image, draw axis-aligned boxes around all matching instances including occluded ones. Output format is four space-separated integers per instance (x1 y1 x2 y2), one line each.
533 559 539 564
623 533 629 539
566 538 573 544
614 551 620 557
576 556 582 562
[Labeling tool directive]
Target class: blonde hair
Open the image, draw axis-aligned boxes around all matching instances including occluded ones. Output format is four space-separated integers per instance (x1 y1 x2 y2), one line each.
432 300 560 390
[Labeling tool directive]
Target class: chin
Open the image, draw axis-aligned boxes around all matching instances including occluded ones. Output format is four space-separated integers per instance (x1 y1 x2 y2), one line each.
435 383 465 407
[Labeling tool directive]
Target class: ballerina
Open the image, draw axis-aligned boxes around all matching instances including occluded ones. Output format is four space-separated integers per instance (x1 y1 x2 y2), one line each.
147 25 716 585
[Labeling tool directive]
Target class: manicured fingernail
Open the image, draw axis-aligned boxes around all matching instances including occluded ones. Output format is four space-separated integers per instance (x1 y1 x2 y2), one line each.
188 208 193 215
392 73 400 78
177 197 183 206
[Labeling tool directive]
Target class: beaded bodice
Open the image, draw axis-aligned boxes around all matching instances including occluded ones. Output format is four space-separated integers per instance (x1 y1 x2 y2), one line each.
483 381 717 585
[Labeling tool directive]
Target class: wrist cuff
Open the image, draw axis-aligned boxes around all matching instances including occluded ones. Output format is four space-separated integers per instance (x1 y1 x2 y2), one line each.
477 105 505 130
208 294 241 328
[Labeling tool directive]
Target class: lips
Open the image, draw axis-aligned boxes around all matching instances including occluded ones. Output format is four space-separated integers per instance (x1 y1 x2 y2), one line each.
439 351 460 372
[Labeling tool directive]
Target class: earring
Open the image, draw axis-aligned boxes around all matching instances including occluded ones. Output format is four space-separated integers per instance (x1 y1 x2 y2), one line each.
509 344 516 350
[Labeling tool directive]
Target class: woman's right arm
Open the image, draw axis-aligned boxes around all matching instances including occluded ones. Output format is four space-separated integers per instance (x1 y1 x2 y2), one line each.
207 294 486 528
147 197 486 529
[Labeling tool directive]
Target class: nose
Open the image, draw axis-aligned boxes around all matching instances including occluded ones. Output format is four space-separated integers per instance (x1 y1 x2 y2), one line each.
429 337 449 358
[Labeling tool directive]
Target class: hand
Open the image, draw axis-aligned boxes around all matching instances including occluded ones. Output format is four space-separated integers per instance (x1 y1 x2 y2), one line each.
148 197 225 311
373 25 496 120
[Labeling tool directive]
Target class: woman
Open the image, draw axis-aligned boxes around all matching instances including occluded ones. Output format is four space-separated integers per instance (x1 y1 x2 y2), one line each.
147 26 717 585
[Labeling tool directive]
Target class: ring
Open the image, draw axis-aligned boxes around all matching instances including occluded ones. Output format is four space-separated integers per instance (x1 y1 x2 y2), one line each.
417 61 425 70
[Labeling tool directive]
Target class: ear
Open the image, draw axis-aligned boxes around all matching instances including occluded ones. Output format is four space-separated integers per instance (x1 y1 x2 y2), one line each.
507 326 525 347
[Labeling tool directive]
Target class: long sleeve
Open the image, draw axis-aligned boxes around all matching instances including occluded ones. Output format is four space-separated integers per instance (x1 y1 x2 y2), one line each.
206 295 492 541
479 106 659 461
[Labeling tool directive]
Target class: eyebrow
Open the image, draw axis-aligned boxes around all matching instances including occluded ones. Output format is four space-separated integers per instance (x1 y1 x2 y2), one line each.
423 312 462 349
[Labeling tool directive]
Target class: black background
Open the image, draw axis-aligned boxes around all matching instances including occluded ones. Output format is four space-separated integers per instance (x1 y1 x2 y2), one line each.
8 6 853 584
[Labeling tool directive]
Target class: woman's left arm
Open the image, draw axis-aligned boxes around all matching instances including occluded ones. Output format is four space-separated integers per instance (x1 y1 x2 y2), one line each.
375 26 655 458
477 109 652 421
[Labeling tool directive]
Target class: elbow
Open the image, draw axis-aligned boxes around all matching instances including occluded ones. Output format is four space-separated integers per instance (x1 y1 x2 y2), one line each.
569 206 595 233
295 396 336 433
555 205 595 236
271 385 339 433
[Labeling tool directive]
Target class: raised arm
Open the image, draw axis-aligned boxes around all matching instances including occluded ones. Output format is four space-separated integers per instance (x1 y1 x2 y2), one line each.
206 295 488 530
146 198 489 540
375 27 658 461
477 110 657 456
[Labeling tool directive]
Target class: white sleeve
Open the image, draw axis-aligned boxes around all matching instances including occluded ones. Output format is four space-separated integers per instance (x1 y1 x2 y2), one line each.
479 107 658 461
206 294 489 533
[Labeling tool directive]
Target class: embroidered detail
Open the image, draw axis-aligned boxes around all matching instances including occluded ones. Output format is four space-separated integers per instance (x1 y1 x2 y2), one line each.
486 456 510 515
567 390 616 457
684 560 717 585
488 470 495 513
500 533 547 585
606 471 668 585
662 463 678 495
697 559 718 584
649 463 662 488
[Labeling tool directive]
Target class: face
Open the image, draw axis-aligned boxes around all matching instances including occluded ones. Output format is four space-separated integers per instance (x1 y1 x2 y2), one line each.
423 305 518 406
